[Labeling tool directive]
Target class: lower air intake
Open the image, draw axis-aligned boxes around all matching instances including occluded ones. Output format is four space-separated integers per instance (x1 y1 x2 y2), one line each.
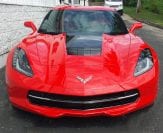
28 89 139 110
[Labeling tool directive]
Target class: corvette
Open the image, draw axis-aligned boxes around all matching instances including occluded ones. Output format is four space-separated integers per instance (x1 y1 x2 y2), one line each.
6 5 159 118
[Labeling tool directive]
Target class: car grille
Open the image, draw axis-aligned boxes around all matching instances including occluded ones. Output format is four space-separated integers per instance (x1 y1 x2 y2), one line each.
27 89 139 110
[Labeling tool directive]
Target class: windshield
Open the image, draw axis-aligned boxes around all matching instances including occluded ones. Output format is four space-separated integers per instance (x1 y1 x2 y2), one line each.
38 10 128 36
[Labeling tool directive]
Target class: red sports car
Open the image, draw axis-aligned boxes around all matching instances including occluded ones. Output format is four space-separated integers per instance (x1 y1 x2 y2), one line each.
6 6 159 118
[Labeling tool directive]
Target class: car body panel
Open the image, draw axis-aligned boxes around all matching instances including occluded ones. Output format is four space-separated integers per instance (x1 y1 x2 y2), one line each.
5 6 159 118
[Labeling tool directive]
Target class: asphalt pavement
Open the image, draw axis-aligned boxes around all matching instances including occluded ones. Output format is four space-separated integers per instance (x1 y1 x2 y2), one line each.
0 15 163 133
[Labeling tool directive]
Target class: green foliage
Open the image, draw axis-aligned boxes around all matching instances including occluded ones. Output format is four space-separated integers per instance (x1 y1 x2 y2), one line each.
124 6 163 26
144 0 160 14
124 0 160 14
124 0 137 7
149 4 159 14
129 0 137 7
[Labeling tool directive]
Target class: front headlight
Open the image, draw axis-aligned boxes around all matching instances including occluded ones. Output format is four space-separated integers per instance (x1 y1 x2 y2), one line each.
12 48 33 77
134 48 153 76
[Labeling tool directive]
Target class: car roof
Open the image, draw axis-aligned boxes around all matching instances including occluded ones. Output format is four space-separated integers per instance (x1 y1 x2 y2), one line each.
52 5 115 11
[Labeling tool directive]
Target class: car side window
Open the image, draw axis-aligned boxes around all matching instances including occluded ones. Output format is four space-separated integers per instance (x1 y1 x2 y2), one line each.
39 10 61 33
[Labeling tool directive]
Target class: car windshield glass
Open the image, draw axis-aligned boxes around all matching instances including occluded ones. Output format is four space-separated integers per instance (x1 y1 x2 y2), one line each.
38 10 128 35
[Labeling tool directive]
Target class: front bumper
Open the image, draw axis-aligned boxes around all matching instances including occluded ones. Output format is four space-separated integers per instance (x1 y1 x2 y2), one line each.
6 71 158 118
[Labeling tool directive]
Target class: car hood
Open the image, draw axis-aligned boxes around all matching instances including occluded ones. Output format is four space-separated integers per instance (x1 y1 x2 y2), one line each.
21 33 141 96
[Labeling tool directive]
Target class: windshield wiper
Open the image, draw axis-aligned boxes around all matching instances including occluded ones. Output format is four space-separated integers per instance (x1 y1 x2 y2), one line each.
104 31 128 35
38 29 61 35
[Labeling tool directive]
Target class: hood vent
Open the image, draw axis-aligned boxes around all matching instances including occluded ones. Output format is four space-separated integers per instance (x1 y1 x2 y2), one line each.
67 47 101 56
66 35 102 56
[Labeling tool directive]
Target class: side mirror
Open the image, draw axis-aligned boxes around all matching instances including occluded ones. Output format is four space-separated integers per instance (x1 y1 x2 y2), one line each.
24 21 37 34
129 22 142 34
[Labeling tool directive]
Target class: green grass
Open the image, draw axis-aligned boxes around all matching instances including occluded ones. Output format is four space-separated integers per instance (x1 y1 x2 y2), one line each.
142 0 163 14
124 6 163 27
